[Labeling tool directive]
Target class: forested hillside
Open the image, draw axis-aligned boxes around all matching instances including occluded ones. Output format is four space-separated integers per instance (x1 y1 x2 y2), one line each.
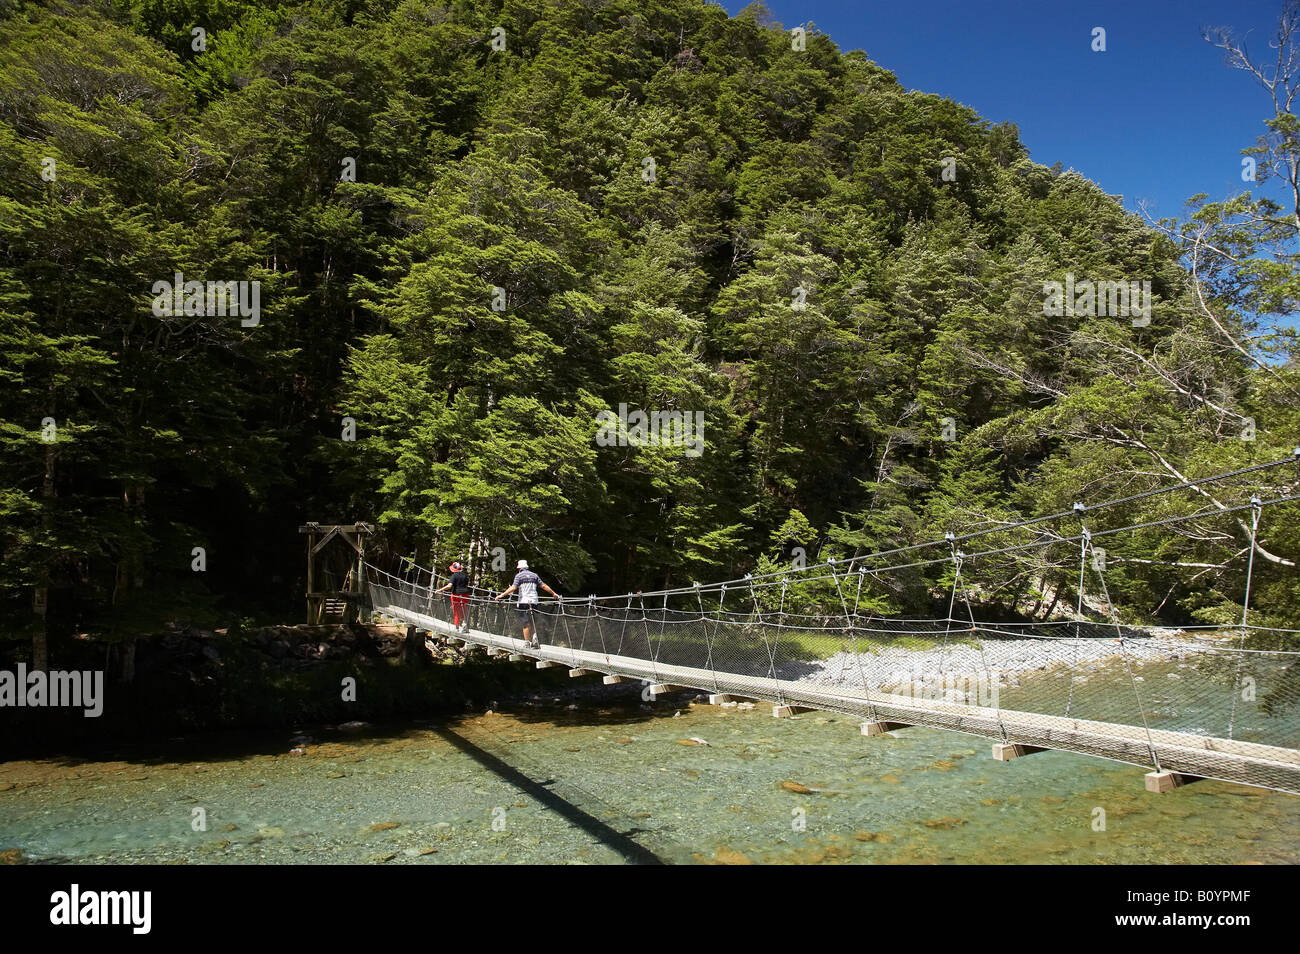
2 0 1297 666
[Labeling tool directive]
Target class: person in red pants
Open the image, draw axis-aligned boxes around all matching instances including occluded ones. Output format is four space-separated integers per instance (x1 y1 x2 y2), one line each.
434 562 471 631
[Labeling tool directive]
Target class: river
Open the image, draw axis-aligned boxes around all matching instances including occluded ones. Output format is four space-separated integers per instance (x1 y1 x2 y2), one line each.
2 688 1297 864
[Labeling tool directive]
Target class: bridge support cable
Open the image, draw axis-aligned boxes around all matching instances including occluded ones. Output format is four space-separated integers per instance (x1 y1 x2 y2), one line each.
698 584 723 694
740 572 760 690
1228 496 1264 740
613 597 630 657
829 562 879 722
936 535 964 702
967 574 1007 743
852 567 880 722
572 599 589 656
746 575 784 706
948 545 1008 744
1085 528 1162 773
557 457 1300 609
770 581 789 705
558 601 579 668
1066 513 1090 719
827 560 853 691
653 593 671 683
588 596 605 659
636 595 661 686
849 564 864 617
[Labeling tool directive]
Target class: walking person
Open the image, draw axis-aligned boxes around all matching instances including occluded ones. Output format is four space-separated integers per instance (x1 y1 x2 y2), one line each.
433 562 471 631
495 559 559 648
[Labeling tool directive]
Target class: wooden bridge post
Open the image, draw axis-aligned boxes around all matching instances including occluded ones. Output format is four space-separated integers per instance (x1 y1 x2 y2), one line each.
299 522 375 625
305 527 318 624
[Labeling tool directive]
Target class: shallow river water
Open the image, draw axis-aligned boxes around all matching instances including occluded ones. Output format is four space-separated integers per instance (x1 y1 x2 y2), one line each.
2 689 1297 864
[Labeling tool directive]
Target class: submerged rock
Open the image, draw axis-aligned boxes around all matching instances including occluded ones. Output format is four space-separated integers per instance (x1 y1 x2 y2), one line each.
702 845 753 865
922 817 967 829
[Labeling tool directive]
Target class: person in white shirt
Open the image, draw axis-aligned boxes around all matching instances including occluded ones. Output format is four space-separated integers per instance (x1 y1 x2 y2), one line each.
495 559 559 648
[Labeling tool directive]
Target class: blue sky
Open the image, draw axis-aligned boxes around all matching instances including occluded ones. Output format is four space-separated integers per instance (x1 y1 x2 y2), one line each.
723 0 1288 220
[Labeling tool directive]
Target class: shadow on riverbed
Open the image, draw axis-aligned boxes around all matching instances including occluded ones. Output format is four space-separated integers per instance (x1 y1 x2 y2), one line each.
431 723 671 864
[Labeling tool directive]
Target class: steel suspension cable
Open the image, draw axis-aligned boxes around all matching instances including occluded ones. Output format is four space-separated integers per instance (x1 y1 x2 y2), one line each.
1066 520 1090 719
709 492 1300 599
1086 531 1162 773
952 545 1007 742
637 595 658 685
695 583 721 693
570 455 1300 603
1228 497 1264 740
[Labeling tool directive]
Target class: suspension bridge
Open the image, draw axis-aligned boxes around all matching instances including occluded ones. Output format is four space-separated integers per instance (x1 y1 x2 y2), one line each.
361 455 1300 796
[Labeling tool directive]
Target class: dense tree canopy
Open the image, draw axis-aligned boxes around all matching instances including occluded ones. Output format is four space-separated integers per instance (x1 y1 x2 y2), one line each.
1 0 1296 666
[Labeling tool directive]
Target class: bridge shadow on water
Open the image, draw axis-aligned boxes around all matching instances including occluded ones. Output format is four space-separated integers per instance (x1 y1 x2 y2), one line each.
430 720 677 864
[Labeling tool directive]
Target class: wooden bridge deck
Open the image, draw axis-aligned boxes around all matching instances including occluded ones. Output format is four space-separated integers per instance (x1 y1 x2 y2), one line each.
377 603 1300 795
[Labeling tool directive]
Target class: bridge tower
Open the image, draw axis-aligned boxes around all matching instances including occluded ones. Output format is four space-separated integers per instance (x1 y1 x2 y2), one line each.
298 522 375 624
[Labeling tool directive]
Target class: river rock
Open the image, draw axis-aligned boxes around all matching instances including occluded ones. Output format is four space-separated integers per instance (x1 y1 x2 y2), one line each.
922 816 967 829
708 845 753 865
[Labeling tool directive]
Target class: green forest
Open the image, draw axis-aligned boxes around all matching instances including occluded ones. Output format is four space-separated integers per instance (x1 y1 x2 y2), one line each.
2 0 1298 669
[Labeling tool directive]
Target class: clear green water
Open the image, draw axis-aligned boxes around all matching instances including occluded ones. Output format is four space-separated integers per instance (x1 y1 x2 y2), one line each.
2 693 1297 864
